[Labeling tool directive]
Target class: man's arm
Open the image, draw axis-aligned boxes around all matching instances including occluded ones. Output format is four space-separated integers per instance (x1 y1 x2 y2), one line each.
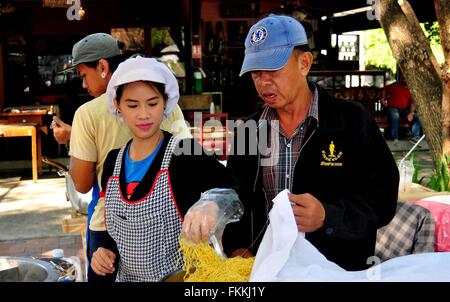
407 100 416 122
69 156 95 193
68 102 98 193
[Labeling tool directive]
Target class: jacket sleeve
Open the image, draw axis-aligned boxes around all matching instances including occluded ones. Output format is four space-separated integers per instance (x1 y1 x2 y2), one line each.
99 149 120 261
169 138 242 216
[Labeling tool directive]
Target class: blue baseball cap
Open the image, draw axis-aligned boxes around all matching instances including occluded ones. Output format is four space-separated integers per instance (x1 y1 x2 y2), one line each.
239 14 308 76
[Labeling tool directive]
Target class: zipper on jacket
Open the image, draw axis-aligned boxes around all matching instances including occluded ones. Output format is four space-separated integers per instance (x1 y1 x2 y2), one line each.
291 127 317 190
249 128 271 253
253 131 269 209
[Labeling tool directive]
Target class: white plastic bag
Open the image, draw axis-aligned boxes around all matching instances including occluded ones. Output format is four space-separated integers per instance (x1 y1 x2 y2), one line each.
250 189 450 282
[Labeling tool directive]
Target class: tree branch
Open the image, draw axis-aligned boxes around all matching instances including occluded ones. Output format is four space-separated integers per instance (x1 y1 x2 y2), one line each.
435 0 450 80
399 0 441 75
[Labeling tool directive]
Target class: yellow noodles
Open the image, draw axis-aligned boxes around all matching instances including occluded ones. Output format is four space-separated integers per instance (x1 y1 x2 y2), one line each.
179 238 254 282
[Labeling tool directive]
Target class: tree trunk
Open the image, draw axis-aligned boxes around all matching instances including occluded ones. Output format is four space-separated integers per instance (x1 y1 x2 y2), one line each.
379 0 443 165
435 0 450 159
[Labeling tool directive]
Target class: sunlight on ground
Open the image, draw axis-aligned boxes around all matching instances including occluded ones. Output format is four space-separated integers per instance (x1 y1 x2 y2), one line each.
0 178 71 240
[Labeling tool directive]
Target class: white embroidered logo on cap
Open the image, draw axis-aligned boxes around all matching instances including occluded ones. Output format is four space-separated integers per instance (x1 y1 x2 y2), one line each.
250 27 268 45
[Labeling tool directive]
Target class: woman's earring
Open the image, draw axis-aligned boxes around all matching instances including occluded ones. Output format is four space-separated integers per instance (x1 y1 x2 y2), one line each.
101 72 106 79
116 108 121 115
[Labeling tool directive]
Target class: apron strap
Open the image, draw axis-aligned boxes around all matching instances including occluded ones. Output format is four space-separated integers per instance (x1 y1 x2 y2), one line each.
160 136 180 170
112 146 126 177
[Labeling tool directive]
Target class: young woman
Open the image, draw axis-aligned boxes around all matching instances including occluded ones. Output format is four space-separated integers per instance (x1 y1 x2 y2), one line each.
90 56 239 282
51 33 190 283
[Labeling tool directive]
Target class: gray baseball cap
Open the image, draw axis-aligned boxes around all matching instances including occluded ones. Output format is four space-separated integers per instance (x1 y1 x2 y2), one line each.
60 33 121 72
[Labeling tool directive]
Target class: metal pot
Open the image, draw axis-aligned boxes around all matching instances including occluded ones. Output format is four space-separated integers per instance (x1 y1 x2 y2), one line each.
0 257 60 282
42 156 90 215
160 269 187 282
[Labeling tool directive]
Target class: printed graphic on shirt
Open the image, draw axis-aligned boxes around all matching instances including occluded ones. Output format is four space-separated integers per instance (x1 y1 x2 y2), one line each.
321 141 343 167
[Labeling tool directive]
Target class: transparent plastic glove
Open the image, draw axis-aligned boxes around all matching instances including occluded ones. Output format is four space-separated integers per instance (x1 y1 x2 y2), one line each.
182 188 243 247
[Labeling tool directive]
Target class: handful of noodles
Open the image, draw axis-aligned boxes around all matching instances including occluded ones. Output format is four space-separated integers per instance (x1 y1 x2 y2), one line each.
179 238 254 282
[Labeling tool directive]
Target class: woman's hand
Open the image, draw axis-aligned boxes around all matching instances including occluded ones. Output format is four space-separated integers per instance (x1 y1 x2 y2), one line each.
91 247 116 276
182 202 218 244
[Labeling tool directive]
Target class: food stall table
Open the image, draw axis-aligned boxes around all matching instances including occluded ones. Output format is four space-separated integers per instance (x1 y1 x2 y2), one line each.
0 123 42 181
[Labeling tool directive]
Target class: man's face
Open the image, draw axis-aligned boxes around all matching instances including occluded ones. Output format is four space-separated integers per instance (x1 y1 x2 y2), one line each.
250 51 311 110
76 64 106 97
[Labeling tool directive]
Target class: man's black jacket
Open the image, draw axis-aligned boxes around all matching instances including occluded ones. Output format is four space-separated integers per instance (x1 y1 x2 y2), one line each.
223 84 398 271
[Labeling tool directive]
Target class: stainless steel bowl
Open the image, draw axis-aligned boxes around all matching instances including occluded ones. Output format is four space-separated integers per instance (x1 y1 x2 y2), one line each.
160 267 198 282
160 269 187 282
0 257 60 282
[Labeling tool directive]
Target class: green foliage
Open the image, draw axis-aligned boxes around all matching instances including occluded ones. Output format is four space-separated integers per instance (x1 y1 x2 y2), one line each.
364 22 444 73
422 22 444 65
151 27 175 49
429 154 450 192
423 22 440 45
363 28 397 74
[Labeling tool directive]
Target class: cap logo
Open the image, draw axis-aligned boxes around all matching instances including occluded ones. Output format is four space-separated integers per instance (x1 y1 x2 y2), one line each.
250 27 268 46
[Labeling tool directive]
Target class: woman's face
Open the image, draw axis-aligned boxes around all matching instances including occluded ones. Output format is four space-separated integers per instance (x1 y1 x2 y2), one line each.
76 63 109 97
117 81 165 141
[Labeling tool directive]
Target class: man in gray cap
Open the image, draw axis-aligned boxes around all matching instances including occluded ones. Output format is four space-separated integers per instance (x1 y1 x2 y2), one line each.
52 33 190 282
223 14 399 271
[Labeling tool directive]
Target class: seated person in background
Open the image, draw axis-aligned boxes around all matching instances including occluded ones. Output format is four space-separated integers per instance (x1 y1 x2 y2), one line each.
381 74 422 144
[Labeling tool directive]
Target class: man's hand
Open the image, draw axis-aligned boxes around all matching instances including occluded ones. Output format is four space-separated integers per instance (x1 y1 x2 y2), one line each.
91 247 116 276
182 202 218 244
406 112 414 122
230 248 253 258
289 193 325 233
51 116 71 144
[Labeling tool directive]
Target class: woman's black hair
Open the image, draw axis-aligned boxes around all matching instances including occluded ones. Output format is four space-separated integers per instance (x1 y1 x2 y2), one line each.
115 81 168 103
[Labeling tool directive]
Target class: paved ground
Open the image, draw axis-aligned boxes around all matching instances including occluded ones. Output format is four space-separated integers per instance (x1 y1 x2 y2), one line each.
0 177 71 240
0 138 435 282
0 159 86 278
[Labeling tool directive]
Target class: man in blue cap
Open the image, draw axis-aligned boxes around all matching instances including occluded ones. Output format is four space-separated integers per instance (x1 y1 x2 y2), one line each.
223 14 399 270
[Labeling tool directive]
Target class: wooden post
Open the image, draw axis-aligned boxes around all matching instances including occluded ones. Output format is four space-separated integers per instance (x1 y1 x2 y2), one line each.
31 125 38 181
0 39 4 112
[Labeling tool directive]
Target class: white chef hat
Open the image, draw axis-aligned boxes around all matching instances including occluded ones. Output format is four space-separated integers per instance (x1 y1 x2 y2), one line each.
106 55 179 119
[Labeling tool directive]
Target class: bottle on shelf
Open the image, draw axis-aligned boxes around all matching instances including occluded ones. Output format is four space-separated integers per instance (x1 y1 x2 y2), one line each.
209 100 216 121
204 21 215 56
210 100 215 114
215 21 225 56
193 67 203 94
210 56 219 88
218 57 227 87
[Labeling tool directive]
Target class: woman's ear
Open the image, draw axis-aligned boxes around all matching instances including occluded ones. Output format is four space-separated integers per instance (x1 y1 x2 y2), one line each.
114 99 121 113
